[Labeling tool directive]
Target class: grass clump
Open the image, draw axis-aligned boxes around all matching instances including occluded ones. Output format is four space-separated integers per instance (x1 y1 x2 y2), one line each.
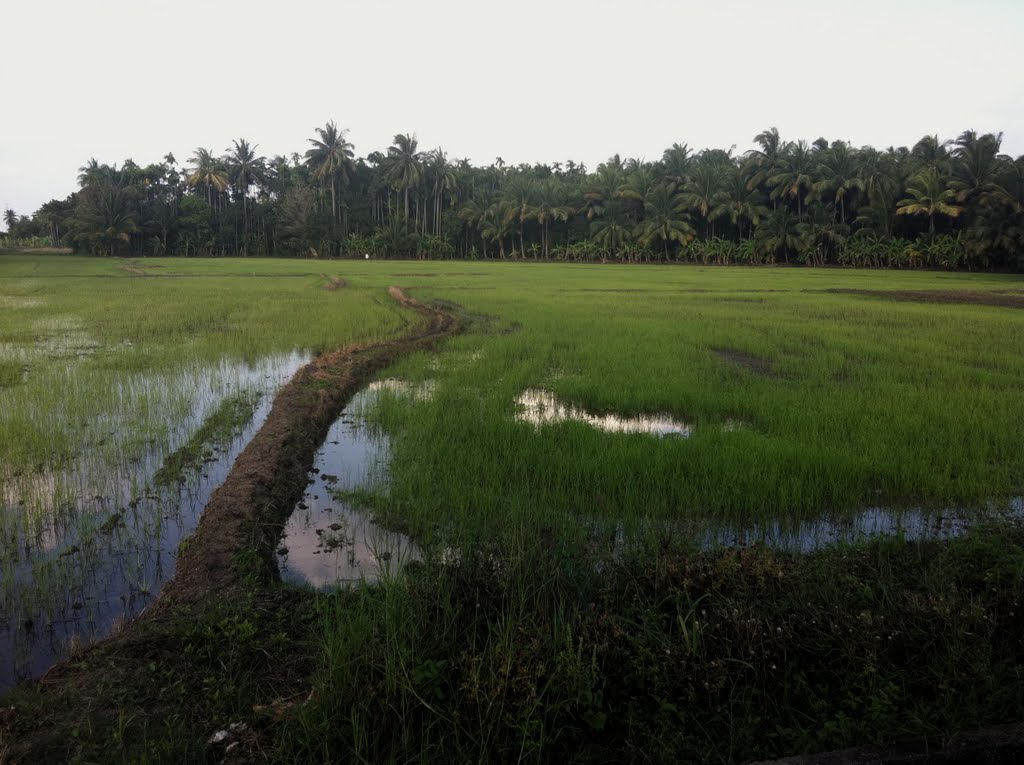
153 389 261 486
0 361 23 387
277 523 1024 763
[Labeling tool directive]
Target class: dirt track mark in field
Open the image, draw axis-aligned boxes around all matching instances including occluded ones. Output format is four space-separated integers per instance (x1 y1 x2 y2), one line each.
712 347 777 378
157 286 459 608
322 274 346 290
391 272 488 277
823 288 1024 310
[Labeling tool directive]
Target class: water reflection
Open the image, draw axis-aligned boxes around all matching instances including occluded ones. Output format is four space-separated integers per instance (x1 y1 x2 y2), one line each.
514 389 692 437
0 351 309 693
366 377 435 400
278 386 418 589
695 498 1024 553
594 497 1024 561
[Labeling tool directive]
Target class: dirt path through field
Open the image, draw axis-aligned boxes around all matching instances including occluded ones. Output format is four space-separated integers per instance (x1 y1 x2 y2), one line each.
158 285 458 608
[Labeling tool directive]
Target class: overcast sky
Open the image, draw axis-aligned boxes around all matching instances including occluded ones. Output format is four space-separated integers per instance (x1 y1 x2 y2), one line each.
2 0 1023 218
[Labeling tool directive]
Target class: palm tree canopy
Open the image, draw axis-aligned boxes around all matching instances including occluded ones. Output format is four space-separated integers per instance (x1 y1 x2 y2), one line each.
304 121 355 186
897 169 964 220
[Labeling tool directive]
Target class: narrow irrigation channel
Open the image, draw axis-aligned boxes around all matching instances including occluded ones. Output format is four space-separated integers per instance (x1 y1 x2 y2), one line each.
0 287 461 761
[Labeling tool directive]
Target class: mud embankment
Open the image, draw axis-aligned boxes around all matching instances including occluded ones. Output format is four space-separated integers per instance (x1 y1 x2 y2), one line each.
158 286 458 608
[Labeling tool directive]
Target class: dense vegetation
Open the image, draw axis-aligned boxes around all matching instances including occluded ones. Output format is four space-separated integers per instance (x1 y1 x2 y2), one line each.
3 127 1022 270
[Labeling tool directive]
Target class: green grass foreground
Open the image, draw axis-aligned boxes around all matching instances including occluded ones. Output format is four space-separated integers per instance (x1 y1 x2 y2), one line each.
1 253 1023 762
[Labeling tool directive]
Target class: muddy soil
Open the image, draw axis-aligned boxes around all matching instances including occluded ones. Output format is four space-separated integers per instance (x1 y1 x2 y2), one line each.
712 347 777 377
160 286 458 609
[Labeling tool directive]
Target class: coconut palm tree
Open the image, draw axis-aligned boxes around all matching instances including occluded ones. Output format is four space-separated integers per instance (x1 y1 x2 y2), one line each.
661 142 693 190
3 208 16 233
911 134 952 174
224 139 266 249
897 168 964 235
797 203 848 266
768 140 815 215
69 186 138 257
636 185 695 259
186 148 229 207
427 149 459 237
680 161 727 237
753 208 803 263
479 201 514 258
745 127 790 197
950 130 1008 205
387 133 425 229
76 158 112 188
617 164 659 224
583 163 622 220
304 120 355 227
502 176 535 257
712 167 768 239
810 141 864 224
591 216 632 260
530 180 573 258
457 195 488 257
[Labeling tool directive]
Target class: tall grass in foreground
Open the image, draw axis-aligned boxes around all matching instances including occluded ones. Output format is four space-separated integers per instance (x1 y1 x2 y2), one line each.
277 522 1024 763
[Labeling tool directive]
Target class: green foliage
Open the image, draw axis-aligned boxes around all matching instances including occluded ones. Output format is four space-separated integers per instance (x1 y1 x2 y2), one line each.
13 127 1024 270
277 524 1024 762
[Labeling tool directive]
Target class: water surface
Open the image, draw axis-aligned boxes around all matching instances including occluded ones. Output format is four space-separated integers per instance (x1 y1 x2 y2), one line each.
278 386 418 589
0 352 308 692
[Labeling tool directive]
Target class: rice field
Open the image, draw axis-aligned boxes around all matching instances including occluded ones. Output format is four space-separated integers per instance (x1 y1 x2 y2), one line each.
2 252 1023 761
355 263 1024 544
0 254 407 688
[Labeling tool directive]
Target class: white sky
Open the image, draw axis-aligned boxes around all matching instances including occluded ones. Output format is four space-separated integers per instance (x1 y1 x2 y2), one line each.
2 0 1023 218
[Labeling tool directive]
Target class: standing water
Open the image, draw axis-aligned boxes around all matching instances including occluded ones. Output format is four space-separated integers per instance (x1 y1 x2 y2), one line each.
0 352 309 692
277 383 419 589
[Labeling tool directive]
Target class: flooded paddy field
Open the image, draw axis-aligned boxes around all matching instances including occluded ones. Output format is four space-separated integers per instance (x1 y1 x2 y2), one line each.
0 352 306 689
0 255 409 689
3 254 1024 763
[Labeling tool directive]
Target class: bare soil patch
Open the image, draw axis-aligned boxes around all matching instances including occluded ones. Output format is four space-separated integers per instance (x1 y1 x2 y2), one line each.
712 347 777 377
321 274 346 290
824 288 1024 310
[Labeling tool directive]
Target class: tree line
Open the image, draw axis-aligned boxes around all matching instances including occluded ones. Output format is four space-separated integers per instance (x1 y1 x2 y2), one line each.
3 125 1022 270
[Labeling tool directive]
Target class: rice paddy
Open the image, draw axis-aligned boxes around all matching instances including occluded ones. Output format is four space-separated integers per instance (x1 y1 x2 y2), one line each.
0 254 406 689
2 252 1024 762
